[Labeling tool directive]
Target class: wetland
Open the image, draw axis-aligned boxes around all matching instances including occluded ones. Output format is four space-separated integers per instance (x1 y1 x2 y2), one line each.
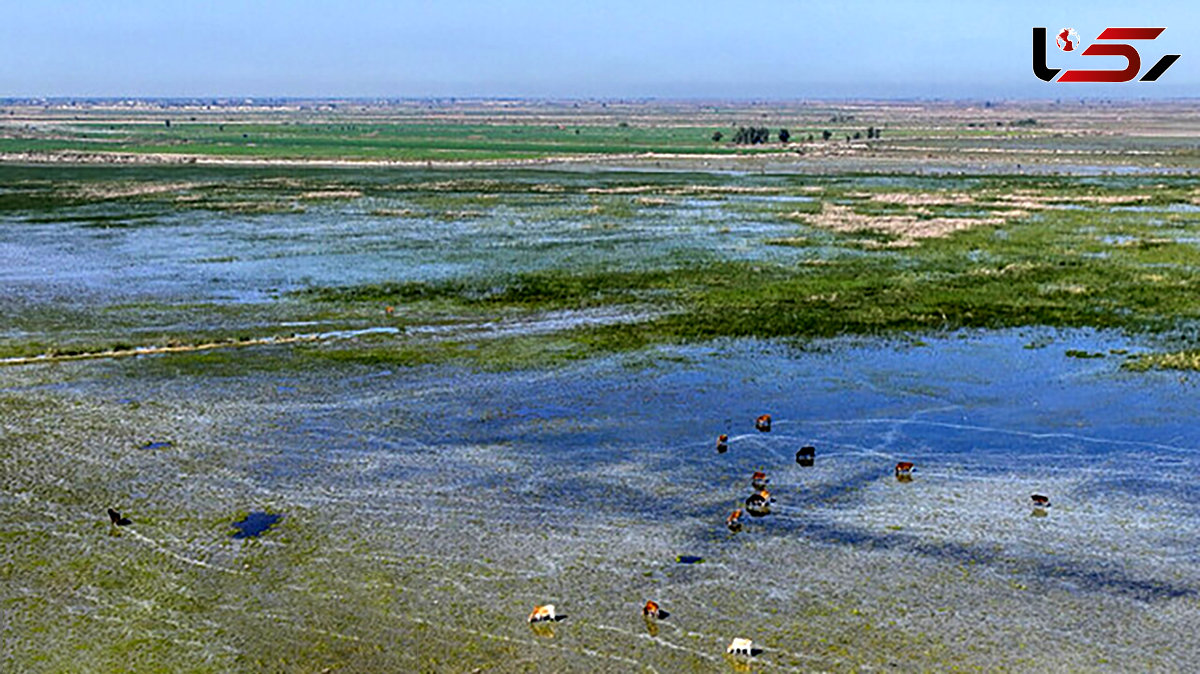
3 100 1200 671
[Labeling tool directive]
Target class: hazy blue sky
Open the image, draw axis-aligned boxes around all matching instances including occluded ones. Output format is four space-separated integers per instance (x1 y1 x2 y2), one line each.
0 1 1194 98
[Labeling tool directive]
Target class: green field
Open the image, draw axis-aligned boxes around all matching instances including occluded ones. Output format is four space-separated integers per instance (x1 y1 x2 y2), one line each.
0 122 771 161
5 98 1199 166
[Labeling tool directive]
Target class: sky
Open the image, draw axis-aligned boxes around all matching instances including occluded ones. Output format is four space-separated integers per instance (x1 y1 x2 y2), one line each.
0 0 1195 99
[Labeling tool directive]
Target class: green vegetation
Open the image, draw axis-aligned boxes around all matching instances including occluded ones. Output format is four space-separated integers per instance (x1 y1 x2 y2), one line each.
1125 350 1200 372
731 126 772 144
282 174 1200 367
0 121 780 162
4 167 1200 371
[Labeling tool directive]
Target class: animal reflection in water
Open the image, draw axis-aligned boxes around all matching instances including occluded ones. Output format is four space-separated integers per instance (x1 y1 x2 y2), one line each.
1031 493 1051 517
895 461 914 482
745 490 772 517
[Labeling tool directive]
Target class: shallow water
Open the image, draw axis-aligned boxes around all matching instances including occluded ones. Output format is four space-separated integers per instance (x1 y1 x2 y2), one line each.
251 327 1199 666
5 164 1200 670
0 167 834 307
8 327 1197 671
231 511 282 539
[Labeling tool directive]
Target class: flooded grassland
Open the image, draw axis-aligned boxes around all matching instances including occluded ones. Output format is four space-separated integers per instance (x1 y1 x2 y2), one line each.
3 165 1200 671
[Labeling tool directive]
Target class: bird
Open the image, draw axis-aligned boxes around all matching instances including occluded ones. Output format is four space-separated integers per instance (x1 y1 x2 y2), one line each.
716 434 729 454
107 508 132 526
755 414 772 432
726 509 743 532
527 604 557 623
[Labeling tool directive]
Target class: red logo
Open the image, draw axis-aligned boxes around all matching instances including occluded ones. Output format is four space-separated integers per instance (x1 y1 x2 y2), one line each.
1056 28 1080 52
1033 27 1180 82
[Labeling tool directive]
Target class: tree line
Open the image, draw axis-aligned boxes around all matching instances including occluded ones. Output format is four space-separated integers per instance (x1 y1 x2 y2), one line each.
715 126 882 144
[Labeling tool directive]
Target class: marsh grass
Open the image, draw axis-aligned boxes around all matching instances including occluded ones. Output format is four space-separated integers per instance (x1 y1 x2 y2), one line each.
5 166 1200 371
295 202 1200 347
1125 349 1200 371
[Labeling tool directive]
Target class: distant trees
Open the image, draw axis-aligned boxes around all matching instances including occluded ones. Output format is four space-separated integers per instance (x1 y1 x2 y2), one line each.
792 127 883 143
731 126 771 145
714 126 810 145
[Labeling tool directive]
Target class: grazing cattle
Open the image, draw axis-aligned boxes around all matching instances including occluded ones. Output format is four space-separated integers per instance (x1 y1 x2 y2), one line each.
1031 494 1051 508
745 490 772 516
727 638 755 656
527 604 557 623
726 509 743 532
716 434 729 454
642 600 668 620
384 305 395 316
895 461 914 479
796 445 815 467
751 471 769 490
107 508 132 526
755 414 772 432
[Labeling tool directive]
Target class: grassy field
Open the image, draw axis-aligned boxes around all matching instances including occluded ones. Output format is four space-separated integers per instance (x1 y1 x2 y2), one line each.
4 98 1200 166
0 122 763 161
